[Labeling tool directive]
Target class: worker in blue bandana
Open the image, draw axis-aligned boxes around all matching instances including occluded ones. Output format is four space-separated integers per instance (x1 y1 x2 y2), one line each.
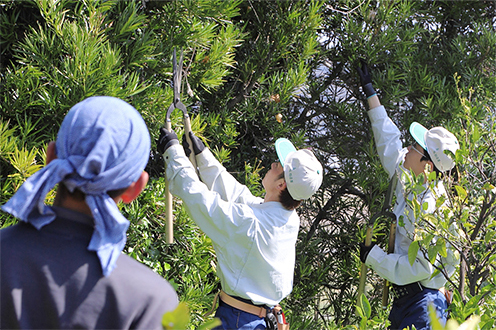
1 96 178 329
357 62 460 330
158 129 323 330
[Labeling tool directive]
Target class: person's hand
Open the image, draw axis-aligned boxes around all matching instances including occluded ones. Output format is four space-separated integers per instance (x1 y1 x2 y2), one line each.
182 132 205 157
158 128 179 154
356 60 376 98
359 242 376 263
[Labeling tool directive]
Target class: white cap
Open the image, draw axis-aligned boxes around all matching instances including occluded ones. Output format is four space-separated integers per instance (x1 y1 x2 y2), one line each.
275 138 323 200
409 122 459 172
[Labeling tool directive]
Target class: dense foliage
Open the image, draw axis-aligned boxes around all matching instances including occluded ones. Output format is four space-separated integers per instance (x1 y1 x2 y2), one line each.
1 0 495 329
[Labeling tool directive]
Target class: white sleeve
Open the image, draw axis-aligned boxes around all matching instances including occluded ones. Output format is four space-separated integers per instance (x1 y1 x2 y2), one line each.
366 184 459 287
365 245 434 285
367 105 406 178
195 149 263 205
163 145 259 247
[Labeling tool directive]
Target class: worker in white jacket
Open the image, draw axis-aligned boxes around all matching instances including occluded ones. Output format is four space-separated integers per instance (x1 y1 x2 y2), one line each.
158 129 323 330
357 61 459 330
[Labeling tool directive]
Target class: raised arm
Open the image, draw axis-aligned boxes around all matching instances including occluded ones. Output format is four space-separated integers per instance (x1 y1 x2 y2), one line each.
357 61 405 177
159 130 261 246
182 132 262 205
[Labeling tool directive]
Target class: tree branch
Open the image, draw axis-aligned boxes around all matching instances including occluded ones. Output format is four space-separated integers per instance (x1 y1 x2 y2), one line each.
304 180 365 243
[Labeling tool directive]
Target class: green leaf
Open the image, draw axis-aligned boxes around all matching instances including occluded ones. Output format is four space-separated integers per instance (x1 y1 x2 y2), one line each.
428 304 444 330
471 124 480 143
455 148 463 163
422 234 434 247
482 182 496 193
435 195 446 208
462 295 480 319
359 293 371 319
424 214 438 226
484 230 496 244
197 318 222 330
436 238 447 258
431 268 440 278
359 317 367 330
428 245 437 264
355 303 365 319
454 185 467 200
161 302 190 330
408 241 419 265
480 318 495 330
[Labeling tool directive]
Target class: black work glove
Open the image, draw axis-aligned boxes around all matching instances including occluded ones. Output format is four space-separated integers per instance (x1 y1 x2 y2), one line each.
356 60 377 98
182 131 205 157
158 128 179 154
359 242 376 263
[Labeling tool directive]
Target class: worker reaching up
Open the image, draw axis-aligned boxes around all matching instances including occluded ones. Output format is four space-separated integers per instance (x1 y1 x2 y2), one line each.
158 129 323 330
357 61 459 330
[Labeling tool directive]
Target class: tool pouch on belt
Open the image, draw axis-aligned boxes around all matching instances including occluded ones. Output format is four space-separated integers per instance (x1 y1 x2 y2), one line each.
440 287 453 305
265 310 277 330
269 305 290 330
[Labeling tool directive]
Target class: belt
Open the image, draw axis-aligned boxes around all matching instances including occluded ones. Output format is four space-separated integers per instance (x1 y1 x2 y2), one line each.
219 291 269 318
391 282 424 300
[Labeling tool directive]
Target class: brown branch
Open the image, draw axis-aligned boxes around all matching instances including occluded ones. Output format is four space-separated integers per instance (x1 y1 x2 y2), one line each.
471 190 496 241
459 250 467 302
304 181 365 243
226 49 272 110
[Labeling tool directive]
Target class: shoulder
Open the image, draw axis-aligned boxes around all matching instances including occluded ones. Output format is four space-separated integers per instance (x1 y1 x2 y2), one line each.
93 254 183 324
115 254 177 292
113 254 178 303
0 224 26 267
0 222 34 244
101 254 179 328
252 202 299 228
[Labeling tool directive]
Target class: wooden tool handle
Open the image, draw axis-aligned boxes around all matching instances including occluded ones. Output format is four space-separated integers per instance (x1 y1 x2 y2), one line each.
357 226 373 307
164 121 174 244
381 221 396 308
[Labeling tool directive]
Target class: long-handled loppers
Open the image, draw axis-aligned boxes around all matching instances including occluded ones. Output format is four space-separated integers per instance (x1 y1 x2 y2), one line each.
381 215 397 309
357 173 398 307
164 48 197 244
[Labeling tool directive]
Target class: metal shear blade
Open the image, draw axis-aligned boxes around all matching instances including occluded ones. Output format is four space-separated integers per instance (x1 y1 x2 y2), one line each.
166 49 187 121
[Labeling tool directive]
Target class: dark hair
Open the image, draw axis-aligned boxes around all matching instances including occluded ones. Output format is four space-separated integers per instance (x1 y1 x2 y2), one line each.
279 188 302 210
420 147 460 183
57 182 127 201
420 148 442 176
418 145 460 198
277 172 301 210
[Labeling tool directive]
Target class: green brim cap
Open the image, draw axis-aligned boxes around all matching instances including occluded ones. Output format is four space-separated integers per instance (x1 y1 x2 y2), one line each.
275 138 296 166
409 122 428 150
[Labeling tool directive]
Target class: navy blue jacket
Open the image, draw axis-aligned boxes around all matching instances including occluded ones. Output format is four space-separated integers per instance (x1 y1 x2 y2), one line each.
1 207 178 329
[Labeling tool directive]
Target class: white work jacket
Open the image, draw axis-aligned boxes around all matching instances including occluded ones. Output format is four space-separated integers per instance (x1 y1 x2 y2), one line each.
365 105 457 289
163 145 300 306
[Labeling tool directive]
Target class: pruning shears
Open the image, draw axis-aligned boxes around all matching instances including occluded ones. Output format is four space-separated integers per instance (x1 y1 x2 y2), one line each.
357 173 398 308
164 48 197 244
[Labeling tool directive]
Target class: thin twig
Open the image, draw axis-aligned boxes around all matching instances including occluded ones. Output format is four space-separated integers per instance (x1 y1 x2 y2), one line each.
325 1 365 16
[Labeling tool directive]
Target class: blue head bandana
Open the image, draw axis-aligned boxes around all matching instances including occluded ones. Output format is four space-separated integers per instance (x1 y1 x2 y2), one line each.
2 96 151 276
